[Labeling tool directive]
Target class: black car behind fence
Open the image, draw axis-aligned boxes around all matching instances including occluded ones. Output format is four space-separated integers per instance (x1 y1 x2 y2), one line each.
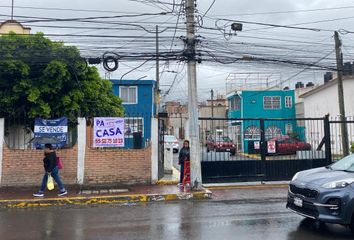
200 116 354 183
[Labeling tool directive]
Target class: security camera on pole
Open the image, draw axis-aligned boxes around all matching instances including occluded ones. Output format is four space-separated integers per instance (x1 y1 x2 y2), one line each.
185 0 202 189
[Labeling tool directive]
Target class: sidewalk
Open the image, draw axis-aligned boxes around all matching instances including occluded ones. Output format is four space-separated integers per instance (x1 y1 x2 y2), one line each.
0 184 212 209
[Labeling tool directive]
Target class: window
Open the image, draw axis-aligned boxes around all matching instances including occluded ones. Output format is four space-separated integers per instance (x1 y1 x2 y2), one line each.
263 96 281 109
285 124 293 134
244 125 261 140
265 125 282 140
234 96 241 110
285 96 292 108
119 86 137 104
125 118 144 138
229 96 241 110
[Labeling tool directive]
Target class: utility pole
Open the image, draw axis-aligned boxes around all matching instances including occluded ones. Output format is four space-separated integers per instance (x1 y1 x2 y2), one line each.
11 0 14 20
185 0 202 189
334 31 349 156
211 89 214 132
155 25 160 114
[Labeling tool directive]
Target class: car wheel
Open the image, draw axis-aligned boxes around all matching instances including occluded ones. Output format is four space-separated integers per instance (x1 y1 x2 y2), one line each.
207 148 210 152
230 150 236 156
350 214 354 233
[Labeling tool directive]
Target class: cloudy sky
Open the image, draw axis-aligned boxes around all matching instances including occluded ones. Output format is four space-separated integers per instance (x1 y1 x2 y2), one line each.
1 0 354 103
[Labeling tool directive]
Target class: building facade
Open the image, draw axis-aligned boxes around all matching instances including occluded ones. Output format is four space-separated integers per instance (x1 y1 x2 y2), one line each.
300 76 354 155
0 20 31 35
227 89 297 152
111 80 156 148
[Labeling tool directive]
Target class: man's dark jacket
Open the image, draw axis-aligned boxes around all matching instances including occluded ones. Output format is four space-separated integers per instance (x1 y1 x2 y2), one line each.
43 151 57 172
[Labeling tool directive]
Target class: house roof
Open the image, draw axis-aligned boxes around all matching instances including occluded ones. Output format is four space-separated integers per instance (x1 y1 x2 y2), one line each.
226 89 294 99
110 79 156 86
0 20 31 30
299 76 354 98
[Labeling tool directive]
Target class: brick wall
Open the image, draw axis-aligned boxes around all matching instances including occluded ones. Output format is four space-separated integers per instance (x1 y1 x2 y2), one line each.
1 126 152 187
84 146 151 185
84 125 151 186
1 144 78 187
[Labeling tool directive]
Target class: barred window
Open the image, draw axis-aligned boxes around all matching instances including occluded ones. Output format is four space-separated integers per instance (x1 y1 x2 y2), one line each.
263 96 281 109
285 96 292 108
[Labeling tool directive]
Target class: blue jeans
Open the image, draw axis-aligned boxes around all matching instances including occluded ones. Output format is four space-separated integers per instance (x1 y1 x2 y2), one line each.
40 167 65 192
179 163 184 184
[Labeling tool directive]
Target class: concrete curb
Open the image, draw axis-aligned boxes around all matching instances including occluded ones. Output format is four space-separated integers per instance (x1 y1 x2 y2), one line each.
0 189 212 209
156 167 180 185
205 184 289 190
239 152 261 160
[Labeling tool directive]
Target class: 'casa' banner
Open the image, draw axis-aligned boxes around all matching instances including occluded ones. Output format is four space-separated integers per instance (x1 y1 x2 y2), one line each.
93 117 125 147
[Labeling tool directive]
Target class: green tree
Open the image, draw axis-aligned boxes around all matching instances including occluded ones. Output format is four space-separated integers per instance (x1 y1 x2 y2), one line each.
0 32 123 123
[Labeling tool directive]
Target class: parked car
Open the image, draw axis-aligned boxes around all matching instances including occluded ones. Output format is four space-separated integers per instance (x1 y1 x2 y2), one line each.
164 135 179 153
268 135 311 155
287 154 354 233
206 136 236 155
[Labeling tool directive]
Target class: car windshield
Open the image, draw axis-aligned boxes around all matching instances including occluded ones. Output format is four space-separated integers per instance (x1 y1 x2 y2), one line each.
164 136 177 142
216 137 231 142
331 154 354 172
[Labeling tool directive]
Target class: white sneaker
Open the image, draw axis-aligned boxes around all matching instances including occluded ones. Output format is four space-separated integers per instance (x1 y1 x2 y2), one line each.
33 192 44 197
58 190 67 196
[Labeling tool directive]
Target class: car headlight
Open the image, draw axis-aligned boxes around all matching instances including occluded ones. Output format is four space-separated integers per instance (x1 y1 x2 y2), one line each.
292 172 300 181
322 178 354 189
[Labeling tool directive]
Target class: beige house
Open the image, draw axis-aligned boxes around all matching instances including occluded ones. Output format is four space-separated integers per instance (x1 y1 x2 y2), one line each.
0 20 31 35
164 95 227 140
164 102 188 139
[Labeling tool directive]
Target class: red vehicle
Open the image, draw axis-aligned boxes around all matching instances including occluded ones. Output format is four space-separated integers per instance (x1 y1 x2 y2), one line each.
268 136 311 155
206 136 236 155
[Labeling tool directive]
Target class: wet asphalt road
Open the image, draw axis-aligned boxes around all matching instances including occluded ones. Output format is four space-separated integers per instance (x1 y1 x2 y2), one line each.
1 199 353 240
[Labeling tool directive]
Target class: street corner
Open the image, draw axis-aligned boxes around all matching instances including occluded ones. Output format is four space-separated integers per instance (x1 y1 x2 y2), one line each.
191 188 213 200
156 167 180 185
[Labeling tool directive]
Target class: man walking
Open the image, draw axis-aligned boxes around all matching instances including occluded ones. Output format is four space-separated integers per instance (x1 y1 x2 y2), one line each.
33 143 67 197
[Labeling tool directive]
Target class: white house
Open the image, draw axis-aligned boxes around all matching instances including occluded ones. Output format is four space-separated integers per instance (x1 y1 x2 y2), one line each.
300 76 354 155
300 76 354 118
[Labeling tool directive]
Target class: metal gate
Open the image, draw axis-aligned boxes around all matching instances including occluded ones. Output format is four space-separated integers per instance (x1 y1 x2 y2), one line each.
157 118 166 180
329 117 354 161
200 117 331 183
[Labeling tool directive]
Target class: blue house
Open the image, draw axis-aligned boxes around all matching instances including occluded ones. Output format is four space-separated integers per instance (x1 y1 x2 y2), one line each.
111 79 156 148
227 89 302 152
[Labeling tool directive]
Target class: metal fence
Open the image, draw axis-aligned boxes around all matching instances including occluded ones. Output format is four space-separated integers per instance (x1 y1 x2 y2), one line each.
4 114 77 150
329 116 354 160
199 117 327 162
199 117 330 182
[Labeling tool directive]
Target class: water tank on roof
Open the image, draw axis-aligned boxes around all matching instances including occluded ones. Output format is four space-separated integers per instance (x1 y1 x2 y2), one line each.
306 82 314 87
295 82 304 89
343 62 353 76
324 72 333 83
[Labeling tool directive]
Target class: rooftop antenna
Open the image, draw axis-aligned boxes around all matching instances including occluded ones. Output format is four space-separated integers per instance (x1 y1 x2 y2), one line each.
11 0 14 20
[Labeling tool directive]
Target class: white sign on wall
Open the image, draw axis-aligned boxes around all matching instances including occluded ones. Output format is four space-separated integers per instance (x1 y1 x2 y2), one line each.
267 140 276 154
93 117 125 147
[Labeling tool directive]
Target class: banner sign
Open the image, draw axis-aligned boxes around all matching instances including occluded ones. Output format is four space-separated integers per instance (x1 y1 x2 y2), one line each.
267 140 276 154
93 117 125 147
34 117 68 148
254 141 260 150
